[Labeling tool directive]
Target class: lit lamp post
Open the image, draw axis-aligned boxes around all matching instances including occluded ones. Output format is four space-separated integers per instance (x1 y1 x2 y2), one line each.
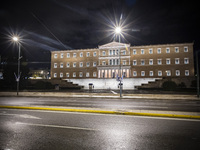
12 36 21 96
115 26 122 97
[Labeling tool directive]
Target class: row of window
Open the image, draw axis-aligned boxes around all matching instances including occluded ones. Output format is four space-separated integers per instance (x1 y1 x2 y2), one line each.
54 62 97 68
54 72 97 78
133 70 189 77
133 46 189 55
54 51 97 59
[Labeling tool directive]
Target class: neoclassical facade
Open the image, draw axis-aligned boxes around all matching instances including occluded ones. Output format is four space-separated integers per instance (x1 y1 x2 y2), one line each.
51 42 194 80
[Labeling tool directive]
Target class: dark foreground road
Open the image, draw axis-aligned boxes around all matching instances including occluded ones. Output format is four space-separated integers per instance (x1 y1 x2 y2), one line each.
0 108 200 150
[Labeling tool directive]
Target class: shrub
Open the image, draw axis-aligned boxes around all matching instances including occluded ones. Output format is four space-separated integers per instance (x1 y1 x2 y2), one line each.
34 81 54 89
162 81 177 91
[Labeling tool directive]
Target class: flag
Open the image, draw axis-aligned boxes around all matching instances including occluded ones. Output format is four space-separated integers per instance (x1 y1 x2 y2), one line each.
125 44 129 51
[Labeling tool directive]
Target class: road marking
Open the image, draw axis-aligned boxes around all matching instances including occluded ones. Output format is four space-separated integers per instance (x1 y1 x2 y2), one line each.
0 112 41 119
15 122 99 131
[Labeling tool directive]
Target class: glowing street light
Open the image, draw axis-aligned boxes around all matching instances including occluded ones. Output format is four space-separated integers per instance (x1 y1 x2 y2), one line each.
12 36 21 96
115 27 121 34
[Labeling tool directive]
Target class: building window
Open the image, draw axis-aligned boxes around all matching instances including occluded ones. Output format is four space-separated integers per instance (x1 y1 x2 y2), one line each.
93 62 96 67
66 62 70 68
93 52 97 57
66 73 69 77
184 46 188 52
86 72 90 77
73 72 76 77
87 52 90 57
80 52 83 57
60 72 63 78
141 60 145 65
149 48 153 54
184 58 189 64
166 48 170 53
123 60 126 65
176 70 180 76
116 50 119 55
113 59 116 65
60 53 64 58
166 70 171 76
109 59 112 65
109 50 112 55
185 70 189 76
73 53 76 58
175 58 180 64
133 49 137 55
102 61 106 66
166 58 170 65
133 71 137 77
149 59 153 65
67 53 70 58
93 72 96 77
141 49 144 54
73 62 76 67
54 54 57 58
149 71 153 76
158 71 162 76
133 60 137 66
87 62 90 67
54 73 57 78
157 48 161 54
60 63 63 68
113 50 116 55
122 50 126 55
175 47 179 53
79 62 83 67
102 51 106 56
141 71 145 76
79 72 83 77
54 63 57 68
157 59 162 65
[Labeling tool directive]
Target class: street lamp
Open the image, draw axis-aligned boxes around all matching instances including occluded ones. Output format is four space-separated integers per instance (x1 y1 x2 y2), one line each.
115 26 123 98
12 36 21 96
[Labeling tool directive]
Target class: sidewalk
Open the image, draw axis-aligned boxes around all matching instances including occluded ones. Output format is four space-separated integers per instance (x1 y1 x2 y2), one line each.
0 91 199 100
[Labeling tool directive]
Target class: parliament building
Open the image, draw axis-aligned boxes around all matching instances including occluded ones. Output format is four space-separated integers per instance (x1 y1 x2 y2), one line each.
51 42 194 89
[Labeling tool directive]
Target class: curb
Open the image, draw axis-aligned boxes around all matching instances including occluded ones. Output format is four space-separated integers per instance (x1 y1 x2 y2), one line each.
1 105 200 120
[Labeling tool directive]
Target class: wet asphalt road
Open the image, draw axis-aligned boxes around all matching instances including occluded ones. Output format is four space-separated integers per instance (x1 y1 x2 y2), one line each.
0 109 200 150
0 97 200 112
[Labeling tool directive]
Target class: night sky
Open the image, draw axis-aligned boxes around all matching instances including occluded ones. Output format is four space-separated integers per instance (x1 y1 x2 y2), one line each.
0 0 200 68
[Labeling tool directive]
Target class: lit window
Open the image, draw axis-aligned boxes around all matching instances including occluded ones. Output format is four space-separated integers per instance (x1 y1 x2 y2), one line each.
176 70 180 76
102 61 106 66
102 51 106 56
60 53 64 58
149 59 153 65
133 49 137 55
73 72 76 77
93 72 96 77
54 63 57 68
87 62 90 67
79 62 83 67
54 54 57 58
54 73 57 78
141 71 145 76
116 50 119 55
166 48 170 53
109 59 112 65
73 62 76 67
66 73 69 77
157 59 162 65
87 52 90 57
113 50 115 55
149 71 153 76
86 72 90 77
184 58 189 64
157 48 161 54
185 70 189 76
93 62 96 67
141 49 144 54
80 52 83 57
60 73 63 78
141 60 145 65
123 60 126 65
175 58 180 64
109 50 112 55
166 58 170 65
166 70 171 76
149 48 153 54
93 52 97 57
158 71 162 76
184 47 188 52
67 53 70 58
60 63 63 68
113 59 115 65
122 50 126 55
133 60 137 66
175 47 179 53
73 53 76 58
79 72 83 77
66 62 70 68
133 71 137 77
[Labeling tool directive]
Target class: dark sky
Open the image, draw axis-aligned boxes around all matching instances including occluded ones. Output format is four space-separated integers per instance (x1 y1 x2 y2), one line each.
0 0 200 66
